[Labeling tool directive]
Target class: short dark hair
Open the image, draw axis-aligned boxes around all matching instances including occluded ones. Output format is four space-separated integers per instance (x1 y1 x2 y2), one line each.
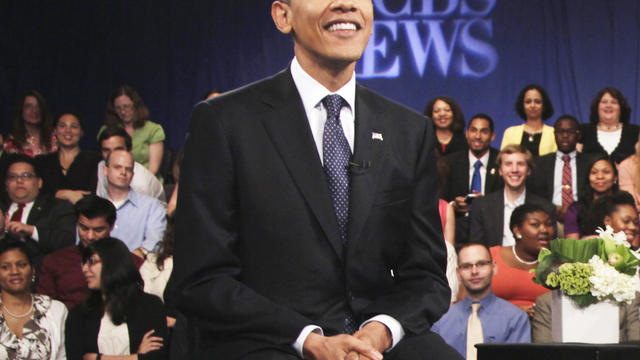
0 235 36 268
82 237 143 325
98 126 132 152
54 111 85 132
514 84 554 121
5 154 40 179
590 191 636 231
75 195 117 227
468 113 495 133
509 203 550 236
424 96 465 133
589 87 631 124
554 114 580 128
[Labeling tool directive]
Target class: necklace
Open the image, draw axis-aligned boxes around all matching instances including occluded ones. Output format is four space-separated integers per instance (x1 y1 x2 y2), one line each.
2 294 34 318
512 245 538 265
598 122 621 131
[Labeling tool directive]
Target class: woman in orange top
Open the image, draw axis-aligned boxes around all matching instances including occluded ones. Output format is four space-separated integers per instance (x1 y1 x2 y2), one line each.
490 203 554 317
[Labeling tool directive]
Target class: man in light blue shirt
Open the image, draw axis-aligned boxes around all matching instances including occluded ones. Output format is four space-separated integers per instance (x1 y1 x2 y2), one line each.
432 243 531 358
101 149 166 258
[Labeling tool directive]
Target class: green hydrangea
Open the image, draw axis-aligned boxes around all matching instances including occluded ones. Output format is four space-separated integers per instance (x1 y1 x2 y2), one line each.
545 262 594 296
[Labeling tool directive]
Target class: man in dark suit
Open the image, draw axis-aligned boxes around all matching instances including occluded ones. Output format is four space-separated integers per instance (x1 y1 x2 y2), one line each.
441 114 503 244
470 145 555 247
169 1 459 360
527 115 589 225
4 154 76 265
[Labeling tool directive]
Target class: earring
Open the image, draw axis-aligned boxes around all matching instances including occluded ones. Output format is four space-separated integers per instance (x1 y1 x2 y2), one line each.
515 234 522 240
32 274 36 283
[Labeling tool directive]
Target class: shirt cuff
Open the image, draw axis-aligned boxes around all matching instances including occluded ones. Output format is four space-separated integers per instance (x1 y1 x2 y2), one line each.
361 314 405 351
31 227 39 242
293 325 323 358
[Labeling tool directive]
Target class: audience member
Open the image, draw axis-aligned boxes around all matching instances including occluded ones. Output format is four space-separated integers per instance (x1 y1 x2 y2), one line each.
96 126 165 202
4 155 76 265
432 243 530 360
528 115 589 225
424 96 467 155
532 292 640 342
470 144 554 246
4 91 56 157
617 133 640 211
579 87 639 164
564 155 618 238
35 112 100 204
439 199 459 303
66 237 167 360
0 237 67 360
490 204 553 317
100 85 166 177
140 216 173 307
442 113 503 244
169 1 460 358
37 195 143 309
100 150 166 257
501 84 556 157
588 191 639 247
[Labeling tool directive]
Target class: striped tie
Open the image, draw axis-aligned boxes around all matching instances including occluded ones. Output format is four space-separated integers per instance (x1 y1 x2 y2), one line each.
561 155 574 207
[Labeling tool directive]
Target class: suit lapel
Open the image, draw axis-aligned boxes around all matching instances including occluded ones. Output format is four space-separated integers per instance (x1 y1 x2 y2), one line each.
484 148 500 193
259 69 344 260
347 86 384 245
26 196 45 225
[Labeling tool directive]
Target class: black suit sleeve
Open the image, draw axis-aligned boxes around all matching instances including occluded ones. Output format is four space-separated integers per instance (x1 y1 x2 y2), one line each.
469 198 489 246
172 102 313 344
32 198 77 254
130 293 168 360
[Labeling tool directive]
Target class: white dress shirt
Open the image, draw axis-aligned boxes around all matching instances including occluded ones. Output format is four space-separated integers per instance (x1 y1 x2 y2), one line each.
7 200 39 241
552 151 579 206
502 189 526 246
467 150 490 194
290 57 404 355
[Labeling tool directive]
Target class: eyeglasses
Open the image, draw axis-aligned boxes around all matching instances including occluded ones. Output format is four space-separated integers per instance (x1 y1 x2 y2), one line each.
82 258 102 267
555 129 579 135
458 260 492 272
7 173 36 182
115 104 134 112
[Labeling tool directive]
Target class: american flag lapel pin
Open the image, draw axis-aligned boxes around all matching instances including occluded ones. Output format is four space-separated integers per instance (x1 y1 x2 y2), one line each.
371 132 383 141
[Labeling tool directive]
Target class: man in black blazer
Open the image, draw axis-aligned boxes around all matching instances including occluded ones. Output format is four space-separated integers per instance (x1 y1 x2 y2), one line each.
4 155 76 265
441 114 503 244
470 145 555 247
528 115 589 223
169 1 459 360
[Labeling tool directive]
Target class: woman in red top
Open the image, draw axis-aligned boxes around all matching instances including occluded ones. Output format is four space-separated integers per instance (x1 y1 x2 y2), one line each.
4 91 56 157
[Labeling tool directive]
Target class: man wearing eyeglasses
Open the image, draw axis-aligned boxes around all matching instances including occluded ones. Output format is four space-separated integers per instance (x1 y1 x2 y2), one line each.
4 154 76 267
432 243 530 359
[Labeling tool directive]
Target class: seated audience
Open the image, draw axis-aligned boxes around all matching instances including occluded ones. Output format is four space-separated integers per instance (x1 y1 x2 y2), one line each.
100 150 166 257
490 204 553 316
564 155 618 239
0 237 67 359
528 115 589 226
100 85 165 177
532 293 640 342
35 112 100 204
4 91 57 157
470 144 554 247
140 216 174 306
424 96 467 156
432 243 530 359
579 87 639 164
501 84 556 157
442 114 503 244
37 195 143 309
617 133 640 211
589 191 639 246
66 237 167 360
438 199 459 302
4 155 76 266
97 126 165 202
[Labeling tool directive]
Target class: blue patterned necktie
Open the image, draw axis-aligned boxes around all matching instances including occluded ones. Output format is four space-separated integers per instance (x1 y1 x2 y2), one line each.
321 94 357 334
470 160 483 194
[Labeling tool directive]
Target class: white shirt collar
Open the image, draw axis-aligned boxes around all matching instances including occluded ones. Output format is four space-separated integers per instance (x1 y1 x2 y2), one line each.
556 150 577 160
290 57 356 115
469 150 490 169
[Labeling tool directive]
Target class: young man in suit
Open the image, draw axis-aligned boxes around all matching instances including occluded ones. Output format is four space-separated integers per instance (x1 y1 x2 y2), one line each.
442 114 503 244
169 1 460 359
528 115 588 224
469 144 555 247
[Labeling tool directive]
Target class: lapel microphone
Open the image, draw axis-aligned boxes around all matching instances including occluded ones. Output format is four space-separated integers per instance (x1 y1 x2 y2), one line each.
348 160 372 175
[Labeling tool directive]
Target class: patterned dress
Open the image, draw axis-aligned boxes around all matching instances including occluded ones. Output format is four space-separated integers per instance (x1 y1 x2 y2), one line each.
0 295 54 360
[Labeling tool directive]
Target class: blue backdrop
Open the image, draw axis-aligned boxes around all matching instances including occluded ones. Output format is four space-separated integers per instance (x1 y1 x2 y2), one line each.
2 0 640 150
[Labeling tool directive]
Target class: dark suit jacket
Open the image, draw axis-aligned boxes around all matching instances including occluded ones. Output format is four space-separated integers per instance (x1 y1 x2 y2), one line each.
441 147 503 202
65 291 167 360
580 123 639 164
528 152 590 202
531 292 640 343
24 194 77 256
170 68 450 358
469 190 555 247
